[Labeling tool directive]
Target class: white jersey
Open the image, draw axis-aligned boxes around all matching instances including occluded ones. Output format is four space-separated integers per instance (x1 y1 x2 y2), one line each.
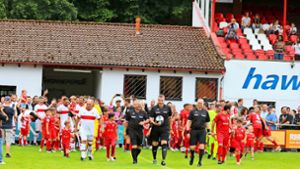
75 104 83 114
78 107 100 136
34 104 47 131
57 104 70 129
17 110 31 130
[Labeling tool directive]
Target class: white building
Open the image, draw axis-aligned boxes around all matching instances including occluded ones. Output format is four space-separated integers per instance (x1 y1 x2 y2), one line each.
0 20 224 109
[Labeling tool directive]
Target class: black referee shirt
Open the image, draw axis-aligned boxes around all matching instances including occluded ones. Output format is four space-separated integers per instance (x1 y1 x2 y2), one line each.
188 108 210 130
150 104 172 128
125 109 148 131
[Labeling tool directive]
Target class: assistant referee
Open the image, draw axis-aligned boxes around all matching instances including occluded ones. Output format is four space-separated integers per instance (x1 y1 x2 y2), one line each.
186 99 210 167
124 100 148 164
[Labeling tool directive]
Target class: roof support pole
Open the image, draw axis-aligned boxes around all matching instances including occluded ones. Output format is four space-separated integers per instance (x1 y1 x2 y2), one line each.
211 0 216 32
283 0 288 41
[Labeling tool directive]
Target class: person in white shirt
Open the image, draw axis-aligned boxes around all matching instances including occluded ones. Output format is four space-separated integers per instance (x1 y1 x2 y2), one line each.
34 96 48 147
57 98 71 130
289 23 297 35
76 99 100 161
293 39 300 60
241 12 251 29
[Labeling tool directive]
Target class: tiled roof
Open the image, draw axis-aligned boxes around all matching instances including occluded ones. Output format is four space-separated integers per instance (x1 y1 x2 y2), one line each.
0 20 224 72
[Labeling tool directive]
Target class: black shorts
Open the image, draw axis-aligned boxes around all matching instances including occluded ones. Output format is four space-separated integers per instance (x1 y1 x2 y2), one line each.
150 127 169 142
190 129 207 146
128 129 143 146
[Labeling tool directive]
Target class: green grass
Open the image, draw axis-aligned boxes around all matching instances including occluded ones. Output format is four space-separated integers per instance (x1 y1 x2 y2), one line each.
1 146 300 169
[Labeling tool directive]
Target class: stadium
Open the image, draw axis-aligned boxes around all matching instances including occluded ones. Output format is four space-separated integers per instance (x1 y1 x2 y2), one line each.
0 0 299 169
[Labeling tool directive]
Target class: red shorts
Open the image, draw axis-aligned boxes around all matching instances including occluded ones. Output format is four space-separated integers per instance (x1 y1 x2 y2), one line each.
20 128 29 136
246 140 254 148
62 141 70 150
51 129 59 139
105 138 116 146
233 140 244 152
254 128 263 138
217 133 230 147
263 127 271 137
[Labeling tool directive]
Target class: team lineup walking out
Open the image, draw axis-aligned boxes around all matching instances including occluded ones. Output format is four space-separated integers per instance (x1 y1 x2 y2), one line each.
0 90 288 167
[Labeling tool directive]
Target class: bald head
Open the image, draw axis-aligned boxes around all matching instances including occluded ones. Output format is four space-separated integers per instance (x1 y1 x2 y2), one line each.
196 98 204 109
86 99 94 110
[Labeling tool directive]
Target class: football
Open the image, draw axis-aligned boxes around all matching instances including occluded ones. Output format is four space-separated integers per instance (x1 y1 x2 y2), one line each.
155 115 164 126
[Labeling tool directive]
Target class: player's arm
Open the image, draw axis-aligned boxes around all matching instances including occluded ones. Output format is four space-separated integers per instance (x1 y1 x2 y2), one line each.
46 120 50 135
149 107 159 126
109 94 116 106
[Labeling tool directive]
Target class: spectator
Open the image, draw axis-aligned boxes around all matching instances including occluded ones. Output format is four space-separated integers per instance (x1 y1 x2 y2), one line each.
252 99 258 107
240 107 249 121
294 106 300 129
252 14 261 29
225 19 239 42
289 23 297 35
279 106 293 129
274 35 285 60
265 107 277 130
237 98 245 115
0 104 9 164
293 39 300 60
241 12 251 29
1 96 15 158
260 104 269 119
268 20 283 35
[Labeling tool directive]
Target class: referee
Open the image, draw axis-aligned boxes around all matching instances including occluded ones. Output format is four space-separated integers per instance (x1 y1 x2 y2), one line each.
186 99 210 167
149 95 172 166
124 100 148 164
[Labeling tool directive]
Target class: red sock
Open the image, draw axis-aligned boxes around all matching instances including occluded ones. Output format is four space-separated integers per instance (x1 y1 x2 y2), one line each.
129 144 132 151
211 143 215 155
40 138 44 149
217 146 223 161
23 138 27 145
272 140 278 147
222 147 227 161
259 142 264 151
19 138 22 145
185 149 188 157
106 145 110 158
46 140 51 151
236 153 240 162
111 145 116 157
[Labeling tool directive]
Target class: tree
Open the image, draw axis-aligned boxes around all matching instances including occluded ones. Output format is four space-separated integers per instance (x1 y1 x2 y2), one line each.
9 0 77 20
73 0 114 22
0 0 6 18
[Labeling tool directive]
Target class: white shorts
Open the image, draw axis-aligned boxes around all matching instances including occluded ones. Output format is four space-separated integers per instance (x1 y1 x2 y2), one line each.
79 129 94 141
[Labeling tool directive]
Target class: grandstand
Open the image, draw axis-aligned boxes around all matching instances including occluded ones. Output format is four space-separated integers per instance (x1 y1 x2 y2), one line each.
193 0 300 61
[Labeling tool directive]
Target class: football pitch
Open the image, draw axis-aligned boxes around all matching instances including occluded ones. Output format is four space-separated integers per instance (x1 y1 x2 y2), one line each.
2 146 300 169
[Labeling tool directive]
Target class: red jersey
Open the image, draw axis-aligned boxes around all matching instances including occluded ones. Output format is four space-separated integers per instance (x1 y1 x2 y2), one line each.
234 127 246 141
246 132 255 142
214 112 230 135
180 109 190 127
21 115 30 129
61 128 71 143
50 116 60 130
42 116 51 132
104 121 117 139
248 113 262 129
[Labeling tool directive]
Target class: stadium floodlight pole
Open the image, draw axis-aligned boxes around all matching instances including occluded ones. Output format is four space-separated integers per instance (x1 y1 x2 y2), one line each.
283 0 287 41
211 0 216 32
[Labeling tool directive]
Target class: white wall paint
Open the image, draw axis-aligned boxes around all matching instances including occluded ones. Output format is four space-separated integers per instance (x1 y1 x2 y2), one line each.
99 69 221 110
0 64 42 96
223 60 300 115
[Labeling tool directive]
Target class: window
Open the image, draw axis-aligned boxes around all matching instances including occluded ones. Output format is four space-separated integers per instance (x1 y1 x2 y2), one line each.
0 85 16 97
195 78 218 101
123 75 146 99
160 76 182 101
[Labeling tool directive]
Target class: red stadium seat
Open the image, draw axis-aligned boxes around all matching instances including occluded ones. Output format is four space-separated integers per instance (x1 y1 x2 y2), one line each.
241 44 251 50
234 53 245 59
243 49 253 55
268 34 277 44
285 45 293 53
246 54 257 60
218 37 225 43
225 53 233 60
226 13 234 22
266 50 275 56
215 13 224 20
258 54 268 60
230 43 240 49
290 35 298 43
283 55 292 61
238 38 248 45
255 49 265 55
236 28 243 36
